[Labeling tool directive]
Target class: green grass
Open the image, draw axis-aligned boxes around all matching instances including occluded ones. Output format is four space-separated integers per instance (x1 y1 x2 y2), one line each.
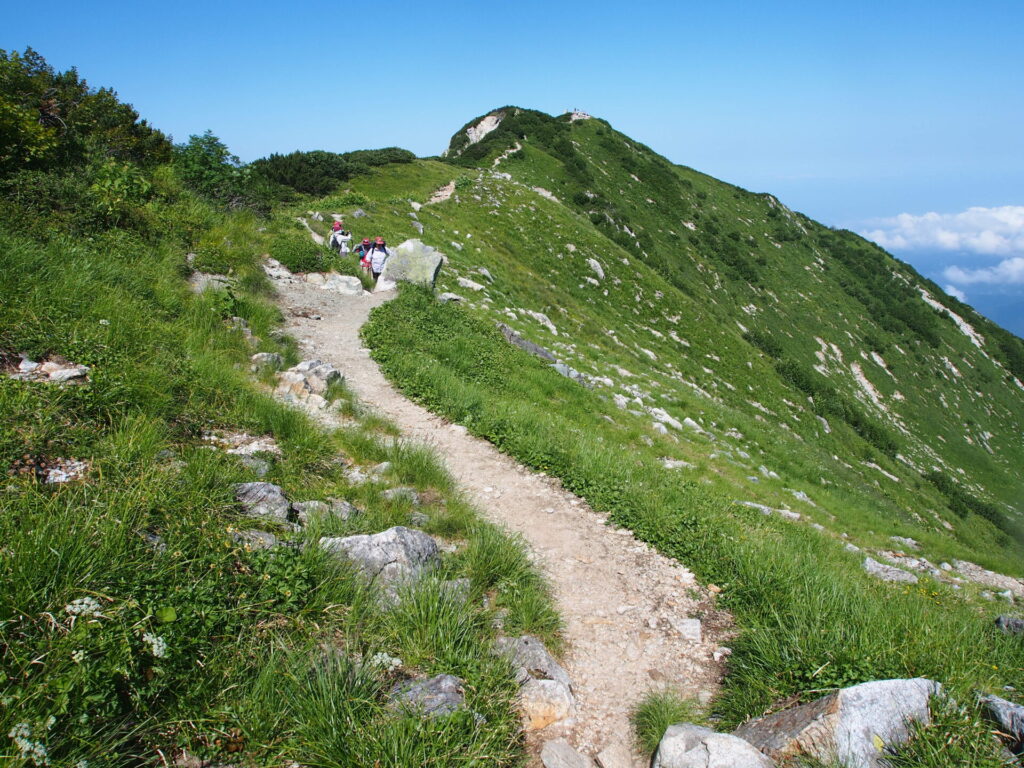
362 285 1024 750
630 690 706 754
0 182 558 766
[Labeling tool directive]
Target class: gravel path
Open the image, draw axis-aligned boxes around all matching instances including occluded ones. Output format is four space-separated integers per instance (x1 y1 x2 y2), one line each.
271 267 725 765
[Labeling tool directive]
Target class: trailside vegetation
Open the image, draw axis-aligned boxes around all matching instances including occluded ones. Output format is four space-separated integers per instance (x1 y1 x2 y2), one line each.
0 49 556 767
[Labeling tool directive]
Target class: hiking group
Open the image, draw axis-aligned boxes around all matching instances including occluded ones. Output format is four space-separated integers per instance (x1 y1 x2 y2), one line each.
328 221 390 282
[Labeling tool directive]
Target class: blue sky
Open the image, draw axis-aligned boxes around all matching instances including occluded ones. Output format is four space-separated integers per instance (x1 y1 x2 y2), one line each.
6 0 1023 333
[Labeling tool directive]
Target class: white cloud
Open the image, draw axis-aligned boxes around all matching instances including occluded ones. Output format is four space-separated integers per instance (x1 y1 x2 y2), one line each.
861 205 1024 256
944 284 967 301
943 256 1024 285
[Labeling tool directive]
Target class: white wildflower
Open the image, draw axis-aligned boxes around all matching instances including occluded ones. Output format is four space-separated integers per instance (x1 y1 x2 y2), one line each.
44 716 55 730
8 722 48 765
64 597 102 619
75 761 89 768
368 652 402 673
142 632 167 658
71 649 85 664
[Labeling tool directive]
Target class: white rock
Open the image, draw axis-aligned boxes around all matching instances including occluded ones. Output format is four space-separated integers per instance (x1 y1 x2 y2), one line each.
654 724 774 768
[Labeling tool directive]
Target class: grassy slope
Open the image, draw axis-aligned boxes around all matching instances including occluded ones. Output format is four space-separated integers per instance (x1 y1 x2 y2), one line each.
0 180 558 766
285 112 1024 749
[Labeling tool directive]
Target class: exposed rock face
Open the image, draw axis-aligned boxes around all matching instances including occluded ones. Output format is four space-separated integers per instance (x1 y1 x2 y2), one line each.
465 113 503 146
540 739 594 768
497 323 556 362
234 482 291 521
653 724 775 768
389 674 466 718
319 526 439 587
375 239 445 292
954 559 1024 599
863 557 918 584
733 678 940 768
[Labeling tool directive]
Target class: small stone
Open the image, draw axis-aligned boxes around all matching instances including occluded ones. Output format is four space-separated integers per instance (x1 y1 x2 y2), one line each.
995 615 1024 635
519 678 574 731
231 529 279 550
239 456 270 477
250 352 284 372
863 557 918 584
595 738 633 768
382 487 420 505
541 739 594 768
494 635 572 690
438 292 464 303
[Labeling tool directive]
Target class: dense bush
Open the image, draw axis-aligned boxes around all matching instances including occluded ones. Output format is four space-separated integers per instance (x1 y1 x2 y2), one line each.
250 147 415 196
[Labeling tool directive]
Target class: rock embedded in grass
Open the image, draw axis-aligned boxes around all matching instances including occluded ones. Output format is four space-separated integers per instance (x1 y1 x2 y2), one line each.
319 526 439 587
862 556 918 584
733 678 940 768
995 615 1024 635
234 482 291 521
978 693 1024 753
653 724 774 768
388 673 467 718
494 635 572 690
250 352 283 372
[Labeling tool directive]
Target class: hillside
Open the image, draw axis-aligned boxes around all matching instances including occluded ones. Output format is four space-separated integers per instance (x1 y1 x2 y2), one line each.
288 106 1024 753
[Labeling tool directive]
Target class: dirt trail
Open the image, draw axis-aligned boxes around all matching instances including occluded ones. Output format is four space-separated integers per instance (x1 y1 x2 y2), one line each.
272 271 723 765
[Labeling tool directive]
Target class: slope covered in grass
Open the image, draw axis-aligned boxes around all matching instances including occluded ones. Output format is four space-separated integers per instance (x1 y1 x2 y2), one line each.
0 52 558 767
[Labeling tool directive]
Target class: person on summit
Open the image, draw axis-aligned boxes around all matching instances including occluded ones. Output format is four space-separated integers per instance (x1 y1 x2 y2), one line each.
368 237 390 282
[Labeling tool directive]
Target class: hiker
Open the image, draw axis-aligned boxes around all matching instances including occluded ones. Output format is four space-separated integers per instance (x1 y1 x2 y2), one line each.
355 237 372 271
329 222 351 255
368 237 390 281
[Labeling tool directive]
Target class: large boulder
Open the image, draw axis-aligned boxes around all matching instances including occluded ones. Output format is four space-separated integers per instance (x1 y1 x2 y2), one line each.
733 678 940 768
322 272 364 295
375 239 445 292
319 526 439 587
234 482 291 521
519 678 574 731
653 724 775 768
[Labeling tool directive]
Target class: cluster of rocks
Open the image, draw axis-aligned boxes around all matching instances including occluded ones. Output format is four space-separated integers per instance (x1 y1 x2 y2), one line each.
7 454 90 484
274 358 342 411
202 429 280 476
7 355 89 384
650 678 941 768
495 635 575 732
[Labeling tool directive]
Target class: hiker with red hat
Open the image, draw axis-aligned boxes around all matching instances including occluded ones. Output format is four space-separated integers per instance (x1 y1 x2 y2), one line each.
368 237 390 282
328 221 351 255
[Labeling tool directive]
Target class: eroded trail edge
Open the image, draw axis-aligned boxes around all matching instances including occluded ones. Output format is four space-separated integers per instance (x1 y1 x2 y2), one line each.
273 271 725 764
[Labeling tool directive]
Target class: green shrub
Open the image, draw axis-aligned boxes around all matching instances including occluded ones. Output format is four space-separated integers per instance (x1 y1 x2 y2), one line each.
270 232 326 273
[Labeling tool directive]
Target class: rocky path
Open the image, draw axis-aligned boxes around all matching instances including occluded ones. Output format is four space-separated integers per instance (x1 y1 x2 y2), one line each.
272 271 724 766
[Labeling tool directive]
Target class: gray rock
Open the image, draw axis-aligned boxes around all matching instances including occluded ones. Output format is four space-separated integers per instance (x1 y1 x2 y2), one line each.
305 363 342 393
48 365 90 382
231 529 279 550
389 674 465 718
234 482 291 521
594 739 633 768
319 526 439 587
188 272 233 293
733 678 940 768
411 220 424 234
250 352 283 372
239 455 270 477
497 323 556 362
293 498 359 526
863 557 918 584
550 363 593 387
889 535 920 550
350 208 367 218
322 273 364 296
653 724 774 768
996 615 1024 635
541 739 594 768
441 578 472 603
979 693 1024 752
457 276 486 292
438 292 464 303
376 239 445 290
494 635 572 690
478 267 494 283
